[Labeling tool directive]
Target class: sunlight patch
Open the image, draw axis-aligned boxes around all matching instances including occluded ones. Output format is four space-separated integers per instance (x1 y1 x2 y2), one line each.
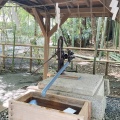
78 62 90 65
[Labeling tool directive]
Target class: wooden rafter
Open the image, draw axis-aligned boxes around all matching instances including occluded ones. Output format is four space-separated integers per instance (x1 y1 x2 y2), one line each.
98 0 119 20
32 8 46 37
66 0 74 8
0 0 113 18
98 0 111 12
48 13 70 37
0 0 8 8
44 7 108 14
84 0 90 7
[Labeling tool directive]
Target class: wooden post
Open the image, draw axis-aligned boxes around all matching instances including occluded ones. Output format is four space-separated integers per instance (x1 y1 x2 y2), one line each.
43 15 50 79
30 46 32 72
32 10 70 79
2 44 5 68
71 61 73 70
48 13 70 38
32 8 50 79
105 51 109 75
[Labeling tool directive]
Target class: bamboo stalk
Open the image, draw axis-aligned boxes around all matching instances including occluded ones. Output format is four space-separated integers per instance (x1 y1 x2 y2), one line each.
105 51 109 75
99 17 108 60
106 18 111 48
72 18 76 47
12 25 16 71
115 21 119 49
30 46 32 72
93 17 102 74
119 22 120 53
2 44 5 68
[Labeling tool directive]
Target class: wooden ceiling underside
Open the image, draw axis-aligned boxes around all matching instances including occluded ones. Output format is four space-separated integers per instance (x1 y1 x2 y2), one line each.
0 0 119 19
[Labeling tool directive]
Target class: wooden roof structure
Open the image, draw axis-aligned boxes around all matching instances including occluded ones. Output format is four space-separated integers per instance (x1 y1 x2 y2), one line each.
0 0 120 79
0 0 119 18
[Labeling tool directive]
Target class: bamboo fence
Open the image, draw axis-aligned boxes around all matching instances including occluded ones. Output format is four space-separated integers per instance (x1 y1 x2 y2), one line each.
0 43 120 75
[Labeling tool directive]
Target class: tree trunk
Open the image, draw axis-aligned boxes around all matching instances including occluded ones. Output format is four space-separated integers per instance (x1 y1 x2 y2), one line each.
91 17 96 45
99 17 108 60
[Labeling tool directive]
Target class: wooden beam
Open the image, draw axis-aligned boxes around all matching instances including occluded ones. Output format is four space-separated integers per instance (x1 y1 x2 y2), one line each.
40 7 108 15
32 8 46 37
48 13 70 37
84 0 90 7
98 0 112 11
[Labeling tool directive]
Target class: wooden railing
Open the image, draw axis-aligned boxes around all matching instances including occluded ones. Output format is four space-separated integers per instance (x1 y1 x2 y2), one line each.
0 43 120 74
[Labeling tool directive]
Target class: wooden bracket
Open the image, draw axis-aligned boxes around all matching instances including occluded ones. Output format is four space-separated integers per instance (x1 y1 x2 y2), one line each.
48 13 70 37
32 8 46 37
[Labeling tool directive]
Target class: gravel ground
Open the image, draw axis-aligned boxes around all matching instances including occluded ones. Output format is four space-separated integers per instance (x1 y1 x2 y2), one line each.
0 72 41 103
0 109 8 120
0 50 119 120
105 97 120 120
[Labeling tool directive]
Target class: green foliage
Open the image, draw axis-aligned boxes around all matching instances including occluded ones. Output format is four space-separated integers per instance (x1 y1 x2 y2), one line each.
17 7 35 36
0 3 39 43
61 18 92 47
81 28 92 41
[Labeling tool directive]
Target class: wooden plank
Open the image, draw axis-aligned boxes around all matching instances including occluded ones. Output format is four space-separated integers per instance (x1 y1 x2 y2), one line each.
16 92 33 102
33 92 85 107
32 8 46 37
9 92 91 120
9 100 84 120
48 13 70 37
16 91 86 107
79 102 91 120
0 105 6 112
